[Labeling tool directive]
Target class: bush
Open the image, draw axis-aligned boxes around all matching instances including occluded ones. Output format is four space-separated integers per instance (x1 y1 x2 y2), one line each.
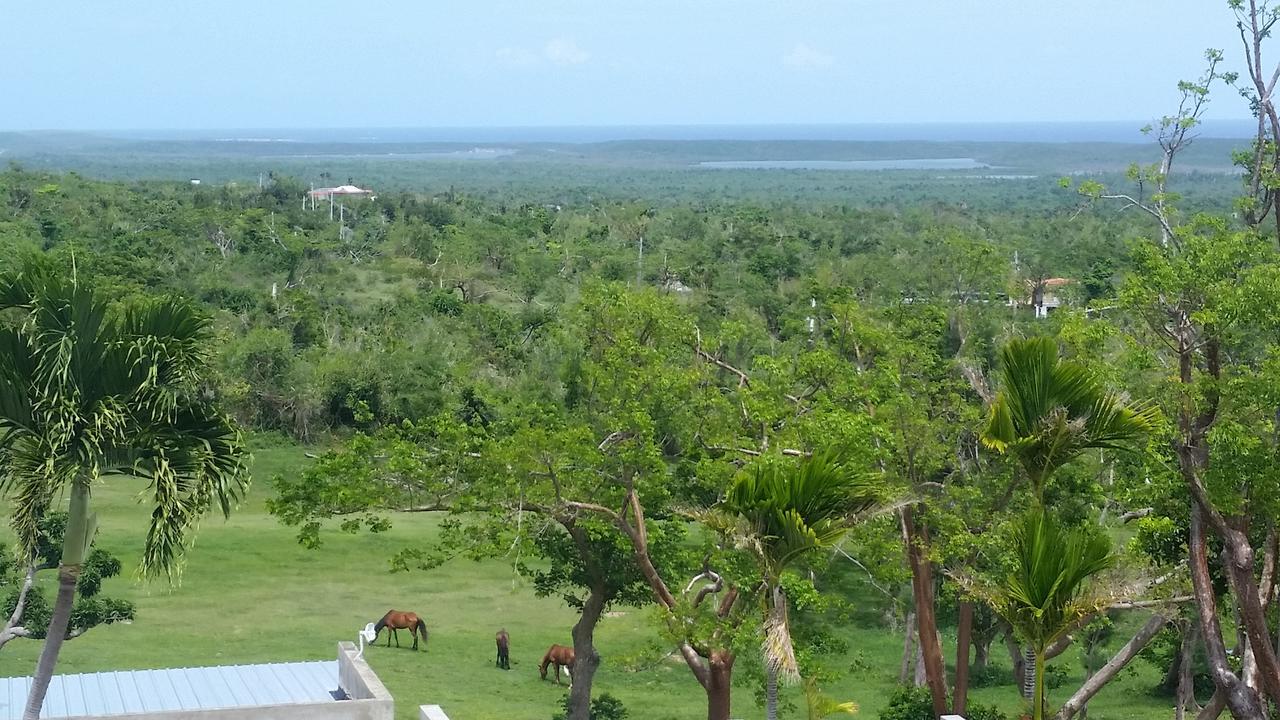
426 289 464 316
552 693 628 720
878 686 1007 720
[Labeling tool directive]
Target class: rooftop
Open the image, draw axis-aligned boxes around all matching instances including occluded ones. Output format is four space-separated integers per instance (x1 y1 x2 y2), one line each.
0 642 393 720
1 661 338 719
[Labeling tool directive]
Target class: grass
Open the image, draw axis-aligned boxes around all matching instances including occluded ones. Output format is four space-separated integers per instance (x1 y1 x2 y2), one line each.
0 442 1179 720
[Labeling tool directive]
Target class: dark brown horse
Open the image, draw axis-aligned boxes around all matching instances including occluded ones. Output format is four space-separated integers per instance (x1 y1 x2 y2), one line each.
372 610 429 651
540 644 574 684
495 629 510 670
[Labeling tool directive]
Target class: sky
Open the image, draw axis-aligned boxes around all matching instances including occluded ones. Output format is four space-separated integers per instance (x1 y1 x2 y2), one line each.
0 0 1254 130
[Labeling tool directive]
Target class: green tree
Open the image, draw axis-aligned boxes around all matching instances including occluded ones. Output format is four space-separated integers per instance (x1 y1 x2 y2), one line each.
0 258 249 720
981 337 1158 503
977 511 1115 720
0 512 134 650
709 449 886 720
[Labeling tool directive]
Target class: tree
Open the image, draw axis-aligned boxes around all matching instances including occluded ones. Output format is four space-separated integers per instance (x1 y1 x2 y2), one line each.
1071 8 1280 715
0 512 134 650
981 336 1158 504
978 511 1115 720
707 448 887 720
0 257 250 720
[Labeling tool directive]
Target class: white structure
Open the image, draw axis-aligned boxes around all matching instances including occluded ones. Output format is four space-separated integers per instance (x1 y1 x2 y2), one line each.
0 643 392 720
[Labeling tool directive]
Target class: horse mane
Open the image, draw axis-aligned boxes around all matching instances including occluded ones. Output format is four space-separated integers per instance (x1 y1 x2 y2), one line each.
416 617 428 645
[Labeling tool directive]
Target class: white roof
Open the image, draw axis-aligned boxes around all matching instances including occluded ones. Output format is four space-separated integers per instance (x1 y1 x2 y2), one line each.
0 661 339 719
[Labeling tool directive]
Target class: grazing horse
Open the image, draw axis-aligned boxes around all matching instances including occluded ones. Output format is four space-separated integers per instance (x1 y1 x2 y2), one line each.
540 644 575 684
495 629 510 670
371 610 429 651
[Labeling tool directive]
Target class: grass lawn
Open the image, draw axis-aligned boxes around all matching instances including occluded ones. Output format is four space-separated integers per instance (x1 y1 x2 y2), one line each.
0 441 1178 720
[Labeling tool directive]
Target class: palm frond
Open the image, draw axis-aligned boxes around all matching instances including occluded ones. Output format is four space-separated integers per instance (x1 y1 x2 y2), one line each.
982 337 1156 492
0 258 248 581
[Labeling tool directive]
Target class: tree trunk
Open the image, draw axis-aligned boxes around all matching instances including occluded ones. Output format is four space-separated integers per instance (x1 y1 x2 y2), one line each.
23 481 92 720
954 601 973 716
0 564 36 651
1189 504 1267 720
915 636 927 687
1005 627 1026 686
706 650 734 720
900 611 917 684
974 637 991 674
1053 613 1169 720
567 584 607 720
1177 624 1202 720
903 507 948 716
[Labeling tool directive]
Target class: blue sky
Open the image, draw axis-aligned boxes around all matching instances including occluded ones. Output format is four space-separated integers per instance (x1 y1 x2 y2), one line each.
0 0 1251 129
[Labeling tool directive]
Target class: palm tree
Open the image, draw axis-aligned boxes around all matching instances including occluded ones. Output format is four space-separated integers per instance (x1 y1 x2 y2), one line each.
0 258 250 720
981 336 1158 502
980 510 1115 720
713 448 886 720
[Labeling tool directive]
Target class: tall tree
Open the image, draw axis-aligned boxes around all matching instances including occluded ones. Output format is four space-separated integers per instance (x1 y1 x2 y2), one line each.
708 448 888 720
0 257 249 720
1074 8 1280 715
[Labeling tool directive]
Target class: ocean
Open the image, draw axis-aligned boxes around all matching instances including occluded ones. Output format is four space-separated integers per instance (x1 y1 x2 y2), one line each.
99 120 1258 145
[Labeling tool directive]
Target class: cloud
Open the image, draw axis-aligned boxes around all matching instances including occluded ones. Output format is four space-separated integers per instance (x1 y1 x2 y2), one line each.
783 43 834 69
544 38 590 66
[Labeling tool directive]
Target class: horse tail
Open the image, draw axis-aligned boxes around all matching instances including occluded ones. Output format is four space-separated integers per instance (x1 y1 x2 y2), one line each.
416 618 428 647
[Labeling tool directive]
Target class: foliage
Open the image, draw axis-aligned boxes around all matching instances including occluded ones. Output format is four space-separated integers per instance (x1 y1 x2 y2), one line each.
0 512 135 640
553 692 629 720
0 254 250 577
982 337 1158 501
878 685 1008 720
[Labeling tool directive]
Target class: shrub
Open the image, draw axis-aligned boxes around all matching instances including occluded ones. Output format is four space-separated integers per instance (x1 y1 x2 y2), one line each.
878 686 1007 720
552 693 628 720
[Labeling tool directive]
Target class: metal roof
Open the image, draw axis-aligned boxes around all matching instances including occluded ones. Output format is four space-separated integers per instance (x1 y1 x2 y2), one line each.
0 660 339 719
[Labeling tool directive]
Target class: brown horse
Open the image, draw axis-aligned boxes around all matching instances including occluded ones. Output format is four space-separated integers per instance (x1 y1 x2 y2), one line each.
495 629 510 670
540 644 575 684
372 610 429 651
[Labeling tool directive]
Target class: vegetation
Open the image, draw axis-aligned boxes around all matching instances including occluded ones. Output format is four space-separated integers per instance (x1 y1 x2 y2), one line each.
0 258 250 719
6 5 1280 720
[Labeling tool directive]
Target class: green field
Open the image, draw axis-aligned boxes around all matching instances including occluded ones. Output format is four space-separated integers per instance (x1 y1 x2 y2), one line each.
0 442 1177 720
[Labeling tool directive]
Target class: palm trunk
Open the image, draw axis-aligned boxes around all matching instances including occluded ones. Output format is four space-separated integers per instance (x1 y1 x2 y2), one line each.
1034 648 1047 720
566 584 606 720
23 480 92 720
1023 648 1036 701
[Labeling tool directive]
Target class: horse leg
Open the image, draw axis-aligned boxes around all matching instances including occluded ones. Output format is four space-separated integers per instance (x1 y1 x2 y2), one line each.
412 628 419 651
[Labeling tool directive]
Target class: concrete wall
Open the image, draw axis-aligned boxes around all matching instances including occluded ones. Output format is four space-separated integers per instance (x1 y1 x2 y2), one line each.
338 642 394 703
